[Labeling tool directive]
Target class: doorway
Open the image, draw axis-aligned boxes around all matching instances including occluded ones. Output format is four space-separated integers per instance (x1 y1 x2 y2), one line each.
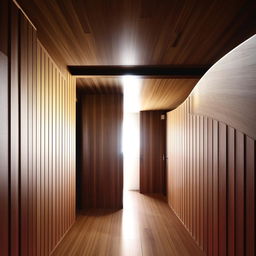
140 110 167 195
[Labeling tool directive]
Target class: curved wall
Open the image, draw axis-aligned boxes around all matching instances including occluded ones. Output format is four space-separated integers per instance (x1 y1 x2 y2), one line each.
167 35 256 256
191 35 256 140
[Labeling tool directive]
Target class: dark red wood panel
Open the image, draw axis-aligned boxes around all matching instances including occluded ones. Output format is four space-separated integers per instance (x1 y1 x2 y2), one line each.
245 136 255 255
212 120 219 256
227 127 235 256
219 122 227 256
236 131 245 256
78 94 123 209
20 14 29 255
0 0 9 254
10 3 19 255
140 111 167 194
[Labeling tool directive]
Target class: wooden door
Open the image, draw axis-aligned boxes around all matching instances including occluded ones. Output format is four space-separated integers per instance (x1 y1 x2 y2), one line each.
140 111 167 194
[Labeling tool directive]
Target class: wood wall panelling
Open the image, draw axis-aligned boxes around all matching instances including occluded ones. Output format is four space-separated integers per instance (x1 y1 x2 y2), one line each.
32 15 37 256
36 36 42 256
20 13 29 255
235 131 245 255
191 35 256 140
167 36 256 256
245 137 255 256
212 120 218 255
207 118 213 255
167 99 256 256
0 0 9 254
219 122 227 256
10 3 19 255
78 94 123 210
0 2 76 254
227 127 235 256
35 41 76 255
203 116 208 253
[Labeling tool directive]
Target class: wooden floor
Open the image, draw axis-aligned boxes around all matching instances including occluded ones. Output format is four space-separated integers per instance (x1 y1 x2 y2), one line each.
52 191 204 256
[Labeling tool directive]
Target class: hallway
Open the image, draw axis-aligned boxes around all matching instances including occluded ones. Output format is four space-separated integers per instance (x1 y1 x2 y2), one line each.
53 192 203 256
1 1 256 255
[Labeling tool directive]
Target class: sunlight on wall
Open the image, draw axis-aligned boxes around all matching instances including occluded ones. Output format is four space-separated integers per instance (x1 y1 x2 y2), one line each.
122 76 140 191
123 112 140 190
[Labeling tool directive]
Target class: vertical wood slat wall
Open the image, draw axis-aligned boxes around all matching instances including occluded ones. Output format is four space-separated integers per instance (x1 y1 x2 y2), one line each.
0 1 76 255
0 0 9 255
167 98 255 256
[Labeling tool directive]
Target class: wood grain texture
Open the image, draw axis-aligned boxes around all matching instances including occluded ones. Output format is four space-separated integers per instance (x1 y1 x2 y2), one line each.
16 0 256 114
227 127 235 256
167 98 256 256
140 111 167 194
219 122 227 256
0 0 9 254
235 131 245 255
10 3 19 254
77 77 123 94
245 137 255 256
191 35 256 140
0 2 76 254
77 77 199 111
17 0 256 68
77 94 123 209
168 32 256 256
20 14 29 255
52 191 204 256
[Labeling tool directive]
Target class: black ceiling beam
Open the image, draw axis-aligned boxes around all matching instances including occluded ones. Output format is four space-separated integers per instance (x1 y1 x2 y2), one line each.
67 65 209 78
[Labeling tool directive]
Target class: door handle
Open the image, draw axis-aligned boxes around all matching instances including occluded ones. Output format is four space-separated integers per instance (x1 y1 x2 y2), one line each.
163 154 168 160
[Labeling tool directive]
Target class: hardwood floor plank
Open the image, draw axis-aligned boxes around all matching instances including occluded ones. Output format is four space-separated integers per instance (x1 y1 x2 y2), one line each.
52 191 203 256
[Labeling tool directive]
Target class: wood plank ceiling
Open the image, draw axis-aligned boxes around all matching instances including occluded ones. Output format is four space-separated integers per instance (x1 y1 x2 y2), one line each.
17 0 256 110
77 77 199 110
